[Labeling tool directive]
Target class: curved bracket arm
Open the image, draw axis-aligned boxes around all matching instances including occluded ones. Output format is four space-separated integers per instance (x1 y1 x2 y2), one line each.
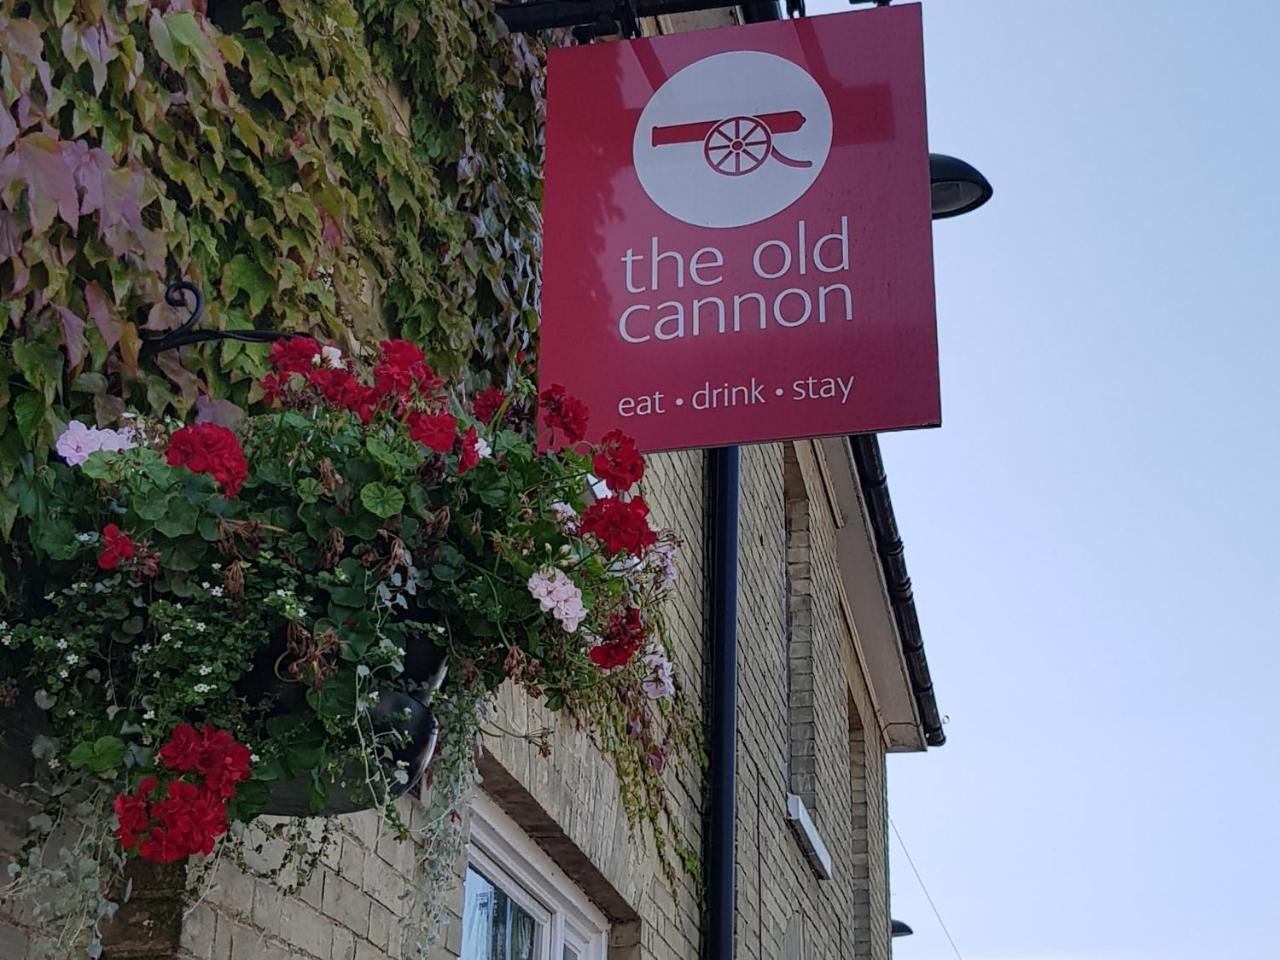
139 282 314 363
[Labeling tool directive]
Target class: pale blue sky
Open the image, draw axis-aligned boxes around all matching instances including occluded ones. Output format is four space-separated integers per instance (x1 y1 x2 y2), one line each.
808 2 1280 958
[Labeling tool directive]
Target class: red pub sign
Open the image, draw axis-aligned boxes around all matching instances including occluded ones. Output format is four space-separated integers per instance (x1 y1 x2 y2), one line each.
539 4 938 452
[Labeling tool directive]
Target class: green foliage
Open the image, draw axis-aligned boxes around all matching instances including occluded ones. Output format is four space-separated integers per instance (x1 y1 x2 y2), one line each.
0 0 548 494
2 347 695 914
67 735 125 775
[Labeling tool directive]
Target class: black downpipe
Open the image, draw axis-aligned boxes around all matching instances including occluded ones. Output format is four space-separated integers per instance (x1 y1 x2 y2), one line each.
705 445 740 960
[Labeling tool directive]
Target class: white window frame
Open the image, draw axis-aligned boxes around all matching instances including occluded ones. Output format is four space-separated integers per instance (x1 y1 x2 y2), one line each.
466 792 610 960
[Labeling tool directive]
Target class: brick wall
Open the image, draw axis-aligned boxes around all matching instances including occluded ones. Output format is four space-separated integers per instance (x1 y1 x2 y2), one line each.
2 440 897 960
730 442 891 960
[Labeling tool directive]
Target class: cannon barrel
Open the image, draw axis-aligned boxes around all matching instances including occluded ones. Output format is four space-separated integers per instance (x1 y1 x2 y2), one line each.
651 110 807 147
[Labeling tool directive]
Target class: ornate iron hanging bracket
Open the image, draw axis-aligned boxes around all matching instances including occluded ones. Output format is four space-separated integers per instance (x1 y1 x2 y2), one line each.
139 282 313 363
494 0 805 36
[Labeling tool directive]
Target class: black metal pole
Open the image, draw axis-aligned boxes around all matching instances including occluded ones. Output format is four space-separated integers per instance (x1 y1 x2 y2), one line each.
705 444 740 960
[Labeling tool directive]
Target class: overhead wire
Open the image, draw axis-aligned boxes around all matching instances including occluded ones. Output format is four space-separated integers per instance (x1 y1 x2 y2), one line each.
889 814 965 960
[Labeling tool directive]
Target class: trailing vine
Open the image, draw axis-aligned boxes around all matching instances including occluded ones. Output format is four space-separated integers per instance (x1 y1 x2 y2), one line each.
0 0 549 560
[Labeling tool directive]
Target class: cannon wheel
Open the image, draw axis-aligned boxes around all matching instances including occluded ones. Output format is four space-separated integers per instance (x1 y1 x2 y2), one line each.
703 116 772 176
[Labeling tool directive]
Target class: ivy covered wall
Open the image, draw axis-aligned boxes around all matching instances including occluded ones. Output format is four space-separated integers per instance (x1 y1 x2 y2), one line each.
0 0 550 536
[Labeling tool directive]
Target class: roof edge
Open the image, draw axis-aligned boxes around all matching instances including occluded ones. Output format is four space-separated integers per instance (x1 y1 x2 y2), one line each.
848 434 945 747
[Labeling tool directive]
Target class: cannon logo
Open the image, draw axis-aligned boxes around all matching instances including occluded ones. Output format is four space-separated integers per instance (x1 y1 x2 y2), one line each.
633 51 833 229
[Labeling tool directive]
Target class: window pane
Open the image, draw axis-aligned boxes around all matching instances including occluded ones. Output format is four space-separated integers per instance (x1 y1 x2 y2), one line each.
461 866 542 960
562 947 580 960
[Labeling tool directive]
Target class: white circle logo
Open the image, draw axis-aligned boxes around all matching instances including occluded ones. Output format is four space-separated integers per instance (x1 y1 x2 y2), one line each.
633 51 833 229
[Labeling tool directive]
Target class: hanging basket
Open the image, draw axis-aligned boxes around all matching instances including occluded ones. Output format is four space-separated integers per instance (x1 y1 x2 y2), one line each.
239 631 450 818
258 674 447 818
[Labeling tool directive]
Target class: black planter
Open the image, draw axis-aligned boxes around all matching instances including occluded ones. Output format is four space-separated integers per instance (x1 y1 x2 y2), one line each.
238 625 450 817
258 680 445 817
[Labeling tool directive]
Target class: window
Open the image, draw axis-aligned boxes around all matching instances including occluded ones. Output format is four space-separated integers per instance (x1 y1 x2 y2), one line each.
783 445 817 811
782 445 832 879
462 867 543 960
461 794 609 960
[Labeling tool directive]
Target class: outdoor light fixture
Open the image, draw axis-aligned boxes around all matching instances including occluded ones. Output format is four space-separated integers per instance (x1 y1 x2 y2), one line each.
929 153 993 219
891 919 914 938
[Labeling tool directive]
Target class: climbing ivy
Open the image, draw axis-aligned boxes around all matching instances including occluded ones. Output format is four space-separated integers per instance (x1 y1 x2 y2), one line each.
0 0 550 538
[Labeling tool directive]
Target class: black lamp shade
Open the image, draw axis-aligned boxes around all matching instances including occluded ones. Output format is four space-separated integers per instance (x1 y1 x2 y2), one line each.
929 153 993 219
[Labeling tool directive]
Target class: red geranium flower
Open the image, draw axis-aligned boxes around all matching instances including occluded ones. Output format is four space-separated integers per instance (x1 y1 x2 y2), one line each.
158 723 202 772
407 411 458 453
540 385 588 446
140 781 229 862
259 371 291 404
580 496 657 557
268 337 321 375
589 607 646 670
158 724 252 800
373 339 439 400
166 424 249 497
113 779 154 850
458 426 481 475
306 366 357 405
97 524 136 571
196 727 252 800
473 387 506 424
592 430 645 492
305 367 377 421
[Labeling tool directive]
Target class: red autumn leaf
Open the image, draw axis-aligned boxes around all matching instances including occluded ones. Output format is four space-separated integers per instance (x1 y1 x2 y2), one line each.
0 210 20 259
64 143 163 268
320 210 343 249
1 19 53 102
70 22 118 96
53 305 86 367
84 281 121 351
66 144 143 242
195 396 246 429
0 105 17 153
0 134 80 234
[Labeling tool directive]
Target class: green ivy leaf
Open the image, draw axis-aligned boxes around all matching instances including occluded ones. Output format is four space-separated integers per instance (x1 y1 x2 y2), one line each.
12 393 46 447
360 482 404 519
0 492 18 541
221 253 275 315
12 341 64 403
